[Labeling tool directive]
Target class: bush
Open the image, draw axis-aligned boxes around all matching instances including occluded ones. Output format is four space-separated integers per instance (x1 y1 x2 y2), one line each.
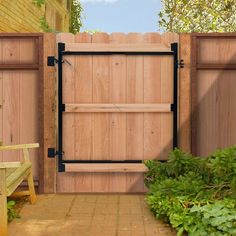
7 200 20 222
145 147 236 236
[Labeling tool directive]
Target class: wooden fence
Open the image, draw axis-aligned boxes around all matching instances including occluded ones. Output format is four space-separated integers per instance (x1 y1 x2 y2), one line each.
0 32 235 193
191 33 236 157
0 34 43 183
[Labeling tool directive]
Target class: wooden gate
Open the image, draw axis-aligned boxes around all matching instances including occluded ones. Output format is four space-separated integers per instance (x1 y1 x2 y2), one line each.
55 32 179 192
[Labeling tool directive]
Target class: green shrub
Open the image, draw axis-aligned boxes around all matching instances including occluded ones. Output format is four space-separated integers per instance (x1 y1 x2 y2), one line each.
7 200 20 222
145 146 236 236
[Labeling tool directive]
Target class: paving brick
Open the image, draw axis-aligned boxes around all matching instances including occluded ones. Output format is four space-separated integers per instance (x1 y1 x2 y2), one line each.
8 194 176 236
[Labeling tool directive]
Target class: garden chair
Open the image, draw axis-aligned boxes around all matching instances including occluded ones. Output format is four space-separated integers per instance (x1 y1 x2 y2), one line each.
0 143 39 236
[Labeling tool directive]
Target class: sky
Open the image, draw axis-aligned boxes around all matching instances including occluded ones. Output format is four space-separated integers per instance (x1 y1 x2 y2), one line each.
80 0 162 33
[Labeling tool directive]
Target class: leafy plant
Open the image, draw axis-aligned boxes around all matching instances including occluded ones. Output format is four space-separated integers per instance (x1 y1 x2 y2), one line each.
7 200 20 222
39 16 54 33
158 0 236 32
32 0 45 8
145 146 236 235
69 0 83 34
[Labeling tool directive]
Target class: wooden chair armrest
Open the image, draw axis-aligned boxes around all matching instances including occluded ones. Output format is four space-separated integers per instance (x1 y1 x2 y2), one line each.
0 162 22 169
0 143 39 152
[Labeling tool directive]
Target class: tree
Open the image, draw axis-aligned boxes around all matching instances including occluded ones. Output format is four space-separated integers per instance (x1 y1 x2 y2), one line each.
158 0 236 32
69 0 83 34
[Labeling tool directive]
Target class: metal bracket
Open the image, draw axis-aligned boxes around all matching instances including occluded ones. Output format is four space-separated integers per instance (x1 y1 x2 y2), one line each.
47 56 58 67
48 148 64 158
178 59 185 68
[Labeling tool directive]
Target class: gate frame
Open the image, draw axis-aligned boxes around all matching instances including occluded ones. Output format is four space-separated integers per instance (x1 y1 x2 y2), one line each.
55 41 180 172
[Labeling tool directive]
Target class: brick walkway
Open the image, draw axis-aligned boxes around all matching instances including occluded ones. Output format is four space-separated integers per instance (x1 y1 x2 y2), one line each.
9 194 176 236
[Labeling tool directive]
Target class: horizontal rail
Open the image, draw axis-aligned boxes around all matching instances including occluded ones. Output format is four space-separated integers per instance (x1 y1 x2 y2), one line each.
64 163 148 173
0 64 39 70
64 103 172 113
0 162 22 169
65 43 172 53
0 143 39 151
196 64 236 70
63 51 174 56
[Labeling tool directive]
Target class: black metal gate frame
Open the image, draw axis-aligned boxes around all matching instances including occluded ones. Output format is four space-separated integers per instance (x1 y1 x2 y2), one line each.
57 42 179 172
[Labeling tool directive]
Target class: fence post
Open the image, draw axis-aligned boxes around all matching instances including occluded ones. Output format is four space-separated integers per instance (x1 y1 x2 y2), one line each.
179 34 191 153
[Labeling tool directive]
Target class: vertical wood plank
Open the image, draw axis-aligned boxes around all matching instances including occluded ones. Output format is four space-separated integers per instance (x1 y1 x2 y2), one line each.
179 34 191 153
109 33 127 192
0 39 2 161
74 33 93 161
19 71 39 179
43 33 56 193
19 37 40 181
57 33 76 193
191 36 198 155
74 32 93 192
2 39 20 161
92 33 110 192
143 33 162 159
126 33 144 192
160 32 179 159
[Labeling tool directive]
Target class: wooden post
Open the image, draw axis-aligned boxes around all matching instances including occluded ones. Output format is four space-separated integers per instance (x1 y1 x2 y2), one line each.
179 34 191 153
23 148 37 203
0 168 7 236
42 33 57 193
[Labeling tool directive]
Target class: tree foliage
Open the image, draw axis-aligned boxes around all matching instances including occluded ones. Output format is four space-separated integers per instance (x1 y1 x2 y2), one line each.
69 0 83 34
158 0 236 32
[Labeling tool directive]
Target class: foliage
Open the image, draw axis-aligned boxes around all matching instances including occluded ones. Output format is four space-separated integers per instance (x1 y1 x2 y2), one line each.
145 146 236 236
32 0 45 8
39 16 55 33
158 0 236 32
69 0 83 34
83 29 102 34
7 200 20 222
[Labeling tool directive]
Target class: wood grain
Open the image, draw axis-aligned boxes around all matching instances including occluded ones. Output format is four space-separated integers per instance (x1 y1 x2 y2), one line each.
109 33 127 192
92 33 111 192
191 34 236 157
65 163 148 173
65 43 171 52
179 34 191 153
74 32 93 192
56 33 76 193
0 39 2 161
143 33 162 159
2 38 21 161
125 33 144 192
160 32 179 159
64 103 171 112
43 33 56 193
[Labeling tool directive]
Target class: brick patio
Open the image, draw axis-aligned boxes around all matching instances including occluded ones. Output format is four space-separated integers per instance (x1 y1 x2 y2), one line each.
9 194 176 236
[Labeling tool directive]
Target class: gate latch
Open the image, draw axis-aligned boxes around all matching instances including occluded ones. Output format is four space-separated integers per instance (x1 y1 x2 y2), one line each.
48 148 64 158
47 56 58 67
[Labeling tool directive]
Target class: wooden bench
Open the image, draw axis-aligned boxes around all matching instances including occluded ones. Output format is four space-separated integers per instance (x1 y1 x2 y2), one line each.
0 143 39 236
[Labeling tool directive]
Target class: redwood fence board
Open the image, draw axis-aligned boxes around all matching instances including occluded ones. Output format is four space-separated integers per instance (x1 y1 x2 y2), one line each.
0 34 44 191
191 33 236 157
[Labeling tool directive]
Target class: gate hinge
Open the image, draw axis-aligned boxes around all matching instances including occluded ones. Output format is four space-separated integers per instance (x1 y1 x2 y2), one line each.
177 59 185 68
47 56 58 67
48 148 64 158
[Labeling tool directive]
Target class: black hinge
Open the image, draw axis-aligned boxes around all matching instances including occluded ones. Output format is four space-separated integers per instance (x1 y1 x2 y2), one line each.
178 59 185 68
48 148 64 158
47 56 58 67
